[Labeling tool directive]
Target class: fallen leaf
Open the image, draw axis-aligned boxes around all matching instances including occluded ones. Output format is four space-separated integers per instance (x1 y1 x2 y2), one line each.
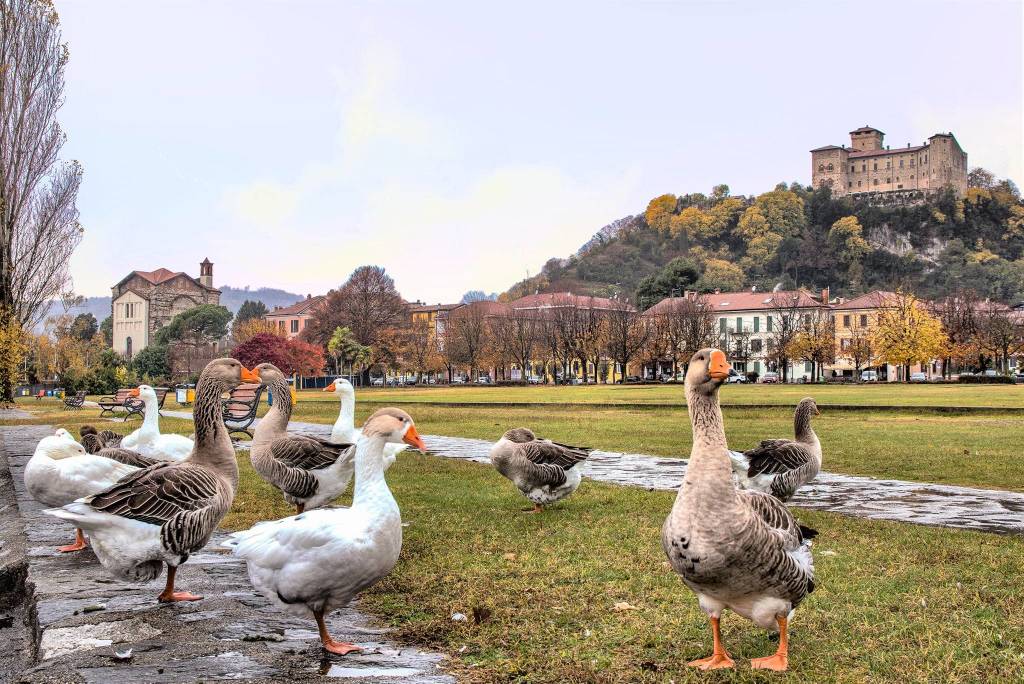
503 553 517 561
612 602 639 612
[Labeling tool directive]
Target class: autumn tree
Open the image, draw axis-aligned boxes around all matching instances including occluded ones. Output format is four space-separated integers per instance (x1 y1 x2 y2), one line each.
843 319 874 376
829 216 870 290
604 301 649 383
872 293 948 380
697 258 745 292
644 194 677 233
327 326 371 378
929 290 979 377
446 302 492 381
787 309 835 381
976 306 1024 374
0 0 83 403
398 319 439 380
765 293 805 382
489 308 538 382
232 317 280 345
304 266 407 383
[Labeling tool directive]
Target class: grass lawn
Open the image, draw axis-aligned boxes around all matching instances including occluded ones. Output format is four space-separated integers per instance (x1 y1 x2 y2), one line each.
5 404 1023 682
293 382 1024 409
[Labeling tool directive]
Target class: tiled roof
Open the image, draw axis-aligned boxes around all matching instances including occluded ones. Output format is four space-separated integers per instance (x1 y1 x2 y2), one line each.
645 290 825 315
832 291 900 310
810 145 844 153
266 295 325 317
448 300 513 318
135 268 184 285
510 292 629 311
409 303 462 313
848 145 926 159
850 126 883 134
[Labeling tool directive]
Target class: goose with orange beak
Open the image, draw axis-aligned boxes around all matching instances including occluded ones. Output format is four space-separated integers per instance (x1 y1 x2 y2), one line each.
226 407 426 656
120 384 194 461
662 349 816 672
323 377 406 471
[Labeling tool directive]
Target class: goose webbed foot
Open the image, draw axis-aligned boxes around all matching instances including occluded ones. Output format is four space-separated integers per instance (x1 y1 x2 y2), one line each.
522 503 543 513
315 608 362 656
57 529 88 553
157 564 203 603
688 615 735 670
751 616 789 671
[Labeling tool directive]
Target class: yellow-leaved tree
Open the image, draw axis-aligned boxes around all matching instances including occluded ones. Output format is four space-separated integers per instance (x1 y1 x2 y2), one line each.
0 314 28 405
872 292 948 381
644 194 677 233
829 216 870 289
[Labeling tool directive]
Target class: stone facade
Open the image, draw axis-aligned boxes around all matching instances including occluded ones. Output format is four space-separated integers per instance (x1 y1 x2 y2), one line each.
110 260 220 358
811 126 967 198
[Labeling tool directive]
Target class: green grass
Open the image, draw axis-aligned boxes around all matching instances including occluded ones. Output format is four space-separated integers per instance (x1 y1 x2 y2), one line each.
5 402 1023 682
292 382 1024 409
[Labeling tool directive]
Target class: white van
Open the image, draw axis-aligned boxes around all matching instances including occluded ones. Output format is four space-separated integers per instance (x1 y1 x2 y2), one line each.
860 370 879 382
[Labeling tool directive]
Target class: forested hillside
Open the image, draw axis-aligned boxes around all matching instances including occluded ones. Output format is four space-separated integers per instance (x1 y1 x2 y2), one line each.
503 170 1024 306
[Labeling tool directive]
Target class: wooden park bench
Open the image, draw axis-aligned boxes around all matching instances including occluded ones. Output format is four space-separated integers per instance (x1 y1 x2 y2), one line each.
98 389 135 418
122 387 169 422
222 383 265 439
62 390 86 411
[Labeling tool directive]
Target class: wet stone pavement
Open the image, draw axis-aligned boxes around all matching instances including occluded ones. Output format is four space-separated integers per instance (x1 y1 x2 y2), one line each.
182 412 1024 536
1 425 454 684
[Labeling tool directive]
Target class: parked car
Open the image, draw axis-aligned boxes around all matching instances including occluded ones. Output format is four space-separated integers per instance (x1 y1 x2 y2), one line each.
625 375 642 383
477 376 492 385
860 370 879 382
909 371 928 382
725 369 747 384
760 372 780 384
371 377 385 386
983 369 999 377
451 377 466 384
527 375 544 384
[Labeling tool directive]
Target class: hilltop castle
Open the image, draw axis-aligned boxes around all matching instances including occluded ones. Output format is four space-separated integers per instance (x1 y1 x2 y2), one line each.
811 125 967 198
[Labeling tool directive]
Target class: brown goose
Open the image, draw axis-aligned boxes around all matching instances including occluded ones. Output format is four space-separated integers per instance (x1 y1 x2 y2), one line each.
46 358 259 603
250 363 355 514
57 427 158 468
663 349 815 672
728 398 821 501
489 428 592 512
79 425 124 452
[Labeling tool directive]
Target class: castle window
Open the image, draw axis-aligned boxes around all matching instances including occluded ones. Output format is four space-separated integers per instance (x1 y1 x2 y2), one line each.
850 165 855 173
858 180 862 187
862 164 866 172
886 178 891 183
818 164 825 172
873 163 878 171
827 163 833 171
897 184 903 189
873 179 879 185
848 182 852 188
899 159 904 168
924 155 928 163
886 161 890 169
911 174 914 179
910 159 915 167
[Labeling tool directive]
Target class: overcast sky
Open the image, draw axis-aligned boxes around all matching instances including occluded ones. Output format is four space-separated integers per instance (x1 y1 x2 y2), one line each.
57 0 1023 302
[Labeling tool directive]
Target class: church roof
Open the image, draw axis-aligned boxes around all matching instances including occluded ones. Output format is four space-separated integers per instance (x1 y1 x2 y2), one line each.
113 267 219 293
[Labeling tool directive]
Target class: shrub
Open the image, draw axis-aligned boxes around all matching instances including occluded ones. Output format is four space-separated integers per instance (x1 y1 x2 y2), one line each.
958 374 1014 384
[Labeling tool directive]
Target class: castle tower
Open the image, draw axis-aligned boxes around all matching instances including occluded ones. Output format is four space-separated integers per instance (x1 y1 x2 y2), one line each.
849 125 884 152
199 258 214 288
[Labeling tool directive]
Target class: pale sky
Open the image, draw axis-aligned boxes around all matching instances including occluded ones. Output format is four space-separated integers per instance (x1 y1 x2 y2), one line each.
57 0 1023 302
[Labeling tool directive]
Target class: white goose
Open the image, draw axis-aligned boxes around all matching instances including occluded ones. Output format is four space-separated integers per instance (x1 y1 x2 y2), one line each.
120 384 194 461
663 349 815 672
25 435 140 553
46 359 259 603
226 408 426 655
324 377 406 469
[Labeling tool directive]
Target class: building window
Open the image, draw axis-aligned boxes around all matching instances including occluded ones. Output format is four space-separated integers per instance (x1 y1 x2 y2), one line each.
751 339 763 353
290 319 299 333
910 159 915 167
886 161 890 169
818 164 824 172
735 316 743 332
897 184 903 189
873 178 879 185
753 316 760 333
720 318 726 333
843 314 850 327
278 320 285 332
858 180 862 187
850 165 855 173
886 178 891 183
873 162 878 171
899 159 904 168
126 336 133 360
827 163 833 171
859 314 868 327
924 154 928 163
848 182 852 188
862 164 866 172
911 174 914 179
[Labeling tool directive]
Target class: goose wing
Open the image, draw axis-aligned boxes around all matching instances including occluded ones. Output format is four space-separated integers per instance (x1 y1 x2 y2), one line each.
523 439 592 469
270 435 354 472
98 430 124 448
741 490 805 547
743 439 812 477
740 490 817 599
96 447 163 469
86 462 222 525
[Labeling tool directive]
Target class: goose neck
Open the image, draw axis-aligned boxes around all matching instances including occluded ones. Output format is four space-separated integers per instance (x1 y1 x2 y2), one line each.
795 409 816 442
352 434 396 511
140 394 160 434
686 385 728 452
263 377 293 432
333 391 356 439
189 374 238 490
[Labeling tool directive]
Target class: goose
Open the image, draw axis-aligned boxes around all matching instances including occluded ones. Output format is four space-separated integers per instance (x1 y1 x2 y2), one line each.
56 427 160 469
728 398 822 501
225 407 427 655
120 385 194 461
251 364 356 515
45 358 259 603
662 349 815 671
489 428 592 512
323 377 406 469
25 435 141 552
78 425 124 452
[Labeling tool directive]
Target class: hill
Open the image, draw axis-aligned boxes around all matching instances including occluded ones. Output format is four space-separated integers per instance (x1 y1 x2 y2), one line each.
503 173 1024 307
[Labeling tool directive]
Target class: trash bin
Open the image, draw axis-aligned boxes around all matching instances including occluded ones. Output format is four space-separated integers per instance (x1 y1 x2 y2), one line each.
176 385 196 405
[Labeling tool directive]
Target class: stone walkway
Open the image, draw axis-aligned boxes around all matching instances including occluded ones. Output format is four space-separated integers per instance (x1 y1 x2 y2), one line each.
167 411 1024 536
0 425 454 684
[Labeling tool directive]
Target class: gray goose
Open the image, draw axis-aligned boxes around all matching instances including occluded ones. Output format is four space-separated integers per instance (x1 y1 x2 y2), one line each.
46 358 259 603
663 349 815 672
728 398 822 501
250 363 355 514
489 428 592 512
57 427 159 468
79 425 125 452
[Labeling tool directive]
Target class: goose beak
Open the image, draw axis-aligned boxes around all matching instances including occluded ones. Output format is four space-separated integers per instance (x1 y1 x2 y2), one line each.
402 425 427 453
708 350 731 381
129 388 141 397
323 382 336 392
240 366 261 383
815 407 821 416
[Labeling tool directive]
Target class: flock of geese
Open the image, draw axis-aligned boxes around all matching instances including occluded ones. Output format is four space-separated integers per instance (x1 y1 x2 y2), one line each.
24 348 823 671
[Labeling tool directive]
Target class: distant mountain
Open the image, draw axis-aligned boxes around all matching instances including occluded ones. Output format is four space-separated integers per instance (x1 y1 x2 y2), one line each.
45 284 305 327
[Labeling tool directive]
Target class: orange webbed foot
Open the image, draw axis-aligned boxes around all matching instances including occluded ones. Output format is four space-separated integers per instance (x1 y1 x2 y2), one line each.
158 591 204 603
323 640 363 655
56 541 87 553
751 653 788 671
688 653 735 670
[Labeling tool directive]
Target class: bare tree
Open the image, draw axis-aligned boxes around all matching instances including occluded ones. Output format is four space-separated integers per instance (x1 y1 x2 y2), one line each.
765 293 803 382
977 305 1024 374
491 308 538 382
0 0 83 402
929 290 979 378
447 302 492 381
604 301 649 383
